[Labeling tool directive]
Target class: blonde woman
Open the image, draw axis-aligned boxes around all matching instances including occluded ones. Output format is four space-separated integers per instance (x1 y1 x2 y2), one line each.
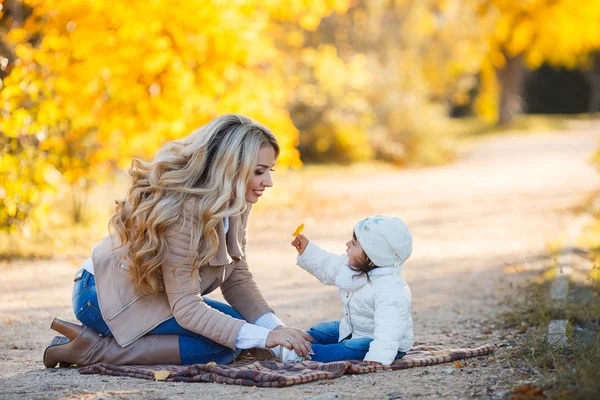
43 114 313 367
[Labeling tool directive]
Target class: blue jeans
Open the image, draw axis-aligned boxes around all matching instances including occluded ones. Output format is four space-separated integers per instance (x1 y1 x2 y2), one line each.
307 320 406 363
72 269 244 365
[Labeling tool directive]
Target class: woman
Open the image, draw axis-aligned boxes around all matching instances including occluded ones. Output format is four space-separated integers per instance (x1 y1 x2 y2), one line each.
43 114 313 367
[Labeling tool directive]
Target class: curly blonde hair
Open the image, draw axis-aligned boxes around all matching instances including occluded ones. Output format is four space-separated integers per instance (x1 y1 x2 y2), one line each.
109 114 279 296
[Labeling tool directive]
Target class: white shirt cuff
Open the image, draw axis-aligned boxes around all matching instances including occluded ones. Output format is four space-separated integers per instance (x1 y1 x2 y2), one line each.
254 312 285 330
235 323 271 349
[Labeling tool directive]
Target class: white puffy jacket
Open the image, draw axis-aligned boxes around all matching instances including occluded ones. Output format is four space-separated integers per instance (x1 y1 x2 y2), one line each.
297 241 413 365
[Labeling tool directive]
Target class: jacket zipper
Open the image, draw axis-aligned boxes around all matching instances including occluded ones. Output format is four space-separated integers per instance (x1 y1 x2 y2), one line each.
107 295 142 320
345 291 355 332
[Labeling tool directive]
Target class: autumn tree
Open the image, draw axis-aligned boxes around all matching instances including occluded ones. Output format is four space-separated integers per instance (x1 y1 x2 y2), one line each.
475 0 600 125
0 0 63 237
282 0 485 164
0 0 348 231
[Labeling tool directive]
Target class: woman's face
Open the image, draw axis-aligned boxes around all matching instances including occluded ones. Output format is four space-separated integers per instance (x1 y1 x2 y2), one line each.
245 145 276 204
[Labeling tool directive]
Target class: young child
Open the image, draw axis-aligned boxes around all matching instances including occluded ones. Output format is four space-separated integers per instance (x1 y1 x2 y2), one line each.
286 215 413 366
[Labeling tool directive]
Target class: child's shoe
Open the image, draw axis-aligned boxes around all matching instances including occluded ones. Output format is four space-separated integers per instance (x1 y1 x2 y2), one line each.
272 345 306 364
280 346 305 364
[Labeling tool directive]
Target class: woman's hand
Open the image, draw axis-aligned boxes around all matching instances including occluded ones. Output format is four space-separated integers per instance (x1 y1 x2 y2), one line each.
291 234 309 255
265 326 314 358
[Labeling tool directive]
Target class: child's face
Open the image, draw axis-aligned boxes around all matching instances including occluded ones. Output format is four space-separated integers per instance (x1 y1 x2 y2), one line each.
346 233 367 267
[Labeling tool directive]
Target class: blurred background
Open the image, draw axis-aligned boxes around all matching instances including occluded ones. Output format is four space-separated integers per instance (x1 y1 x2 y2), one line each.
1 0 600 258
2 2 600 397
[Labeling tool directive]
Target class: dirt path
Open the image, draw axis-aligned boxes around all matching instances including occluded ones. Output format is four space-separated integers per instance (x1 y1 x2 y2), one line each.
2 125 599 399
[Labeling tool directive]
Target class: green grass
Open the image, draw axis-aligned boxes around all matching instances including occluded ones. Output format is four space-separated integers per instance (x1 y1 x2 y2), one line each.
501 249 600 399
511 327 600 400
500 279 554 332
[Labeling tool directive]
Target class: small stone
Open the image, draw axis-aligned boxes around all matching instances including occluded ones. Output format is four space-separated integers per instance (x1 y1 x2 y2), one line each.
547 320 568 347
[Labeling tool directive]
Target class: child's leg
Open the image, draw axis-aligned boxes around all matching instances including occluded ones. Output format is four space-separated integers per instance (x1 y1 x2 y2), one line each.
279 321 342 363
311 340 407 363
307 321 342 345
310 337 373 363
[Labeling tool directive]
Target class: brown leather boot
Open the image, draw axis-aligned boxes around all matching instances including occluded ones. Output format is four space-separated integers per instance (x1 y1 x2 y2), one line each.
237 347 276 361
43 318 181 368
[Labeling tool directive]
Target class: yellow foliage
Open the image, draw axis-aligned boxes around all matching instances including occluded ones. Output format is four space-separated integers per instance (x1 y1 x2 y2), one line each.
474 59 499 124
0 0 348 234
472 0 600 123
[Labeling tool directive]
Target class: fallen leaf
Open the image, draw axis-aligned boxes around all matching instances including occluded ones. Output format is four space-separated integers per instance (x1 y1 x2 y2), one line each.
207 361 216 365
152 370 170 381
292 223 304 237
454 361 467 368
511 383 545 398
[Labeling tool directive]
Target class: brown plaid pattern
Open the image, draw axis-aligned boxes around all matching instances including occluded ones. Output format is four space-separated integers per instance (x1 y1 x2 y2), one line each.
78 344 497 387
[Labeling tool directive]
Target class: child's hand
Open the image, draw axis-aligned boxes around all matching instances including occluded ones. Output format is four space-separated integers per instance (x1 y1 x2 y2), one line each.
291 234 309 255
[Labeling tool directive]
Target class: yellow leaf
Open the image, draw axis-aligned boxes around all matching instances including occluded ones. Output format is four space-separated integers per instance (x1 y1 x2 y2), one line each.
454 361 467 368
292 223 304 237
206 361 216 365
152 370 170 381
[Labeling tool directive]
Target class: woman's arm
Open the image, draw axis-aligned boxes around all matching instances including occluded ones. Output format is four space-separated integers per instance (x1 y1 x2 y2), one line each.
235 323 271 349
236 321 313 357
254 312 284 329
220 209 274 323
161 224 245 350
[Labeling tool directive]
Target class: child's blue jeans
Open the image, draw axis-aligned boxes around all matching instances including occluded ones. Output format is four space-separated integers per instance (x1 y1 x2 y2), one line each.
308 320 406 363
72 269 243 365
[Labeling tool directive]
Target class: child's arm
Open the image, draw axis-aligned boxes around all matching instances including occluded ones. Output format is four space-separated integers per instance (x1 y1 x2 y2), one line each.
292 234 347 286
363 284 411 366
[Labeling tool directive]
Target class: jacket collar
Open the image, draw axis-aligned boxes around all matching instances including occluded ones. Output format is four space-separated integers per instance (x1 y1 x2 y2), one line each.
208 212 244 266
335 263 398 291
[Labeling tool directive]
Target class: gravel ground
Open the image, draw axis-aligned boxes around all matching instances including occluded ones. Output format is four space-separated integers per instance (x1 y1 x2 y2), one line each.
1 125 599 399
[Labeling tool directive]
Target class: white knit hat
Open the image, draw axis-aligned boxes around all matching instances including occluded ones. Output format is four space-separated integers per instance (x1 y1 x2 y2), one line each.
353 216 412 269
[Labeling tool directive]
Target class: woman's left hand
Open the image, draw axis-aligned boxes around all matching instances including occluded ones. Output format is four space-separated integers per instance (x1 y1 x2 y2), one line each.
274 325 314 343
266 326 313 357
272 325 314 357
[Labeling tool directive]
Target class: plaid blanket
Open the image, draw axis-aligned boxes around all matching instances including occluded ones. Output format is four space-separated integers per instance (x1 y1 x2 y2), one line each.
78 343 497 388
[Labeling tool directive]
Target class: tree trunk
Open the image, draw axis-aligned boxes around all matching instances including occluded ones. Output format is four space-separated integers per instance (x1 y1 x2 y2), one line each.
71 183 88 224
496 53 525 126
585 52 600 114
